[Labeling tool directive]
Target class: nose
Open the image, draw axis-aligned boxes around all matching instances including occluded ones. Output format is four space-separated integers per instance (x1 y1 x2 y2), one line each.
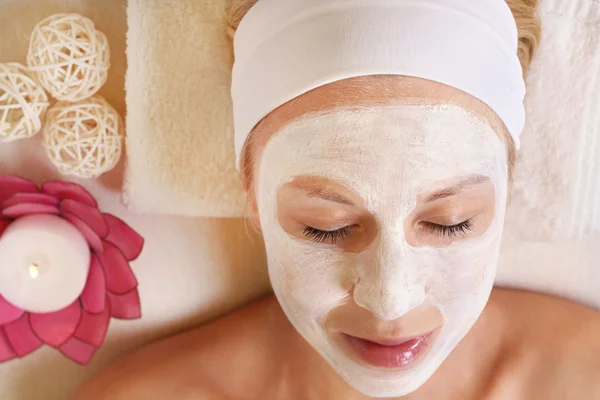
353 232 426 321
354 272 426 321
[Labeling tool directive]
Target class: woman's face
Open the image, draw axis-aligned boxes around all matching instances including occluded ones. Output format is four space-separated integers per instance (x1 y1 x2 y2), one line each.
249 77 509 397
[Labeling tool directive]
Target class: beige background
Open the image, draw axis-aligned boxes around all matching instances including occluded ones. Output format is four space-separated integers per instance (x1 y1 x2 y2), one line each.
0 1 269 399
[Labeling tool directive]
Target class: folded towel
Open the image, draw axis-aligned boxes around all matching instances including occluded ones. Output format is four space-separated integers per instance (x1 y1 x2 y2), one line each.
496 0 600 308
124 0 246 217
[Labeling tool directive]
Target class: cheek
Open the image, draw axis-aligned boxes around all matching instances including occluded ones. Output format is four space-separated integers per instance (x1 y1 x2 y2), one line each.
265 236 358 319
423 237 503 320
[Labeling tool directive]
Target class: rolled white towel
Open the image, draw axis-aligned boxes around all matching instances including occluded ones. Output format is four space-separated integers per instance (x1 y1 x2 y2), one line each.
496 0 600 309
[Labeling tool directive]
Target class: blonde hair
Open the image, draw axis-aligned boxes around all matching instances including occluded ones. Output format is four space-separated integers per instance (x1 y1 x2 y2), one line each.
226 0 541 188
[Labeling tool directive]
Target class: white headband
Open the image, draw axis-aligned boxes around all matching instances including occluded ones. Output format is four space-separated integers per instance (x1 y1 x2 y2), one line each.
231 0 526 168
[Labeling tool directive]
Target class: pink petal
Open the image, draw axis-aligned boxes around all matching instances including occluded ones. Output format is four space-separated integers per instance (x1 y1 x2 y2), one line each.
30 302 81 348
4 313 43 357
41 181 97 208
3 193 58 209
0 219 10 237
60 337 98 365
0 295 24 325
62 213 104 253
97 242 137 294
59 199 108 238
2 203 59 218
80 256 106 314
0 328 16 362
103 214 144 261
107 289 141 319
0 175 38 204
74 307 110 347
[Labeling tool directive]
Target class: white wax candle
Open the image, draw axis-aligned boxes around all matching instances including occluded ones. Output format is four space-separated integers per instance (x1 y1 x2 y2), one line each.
0 214 90 313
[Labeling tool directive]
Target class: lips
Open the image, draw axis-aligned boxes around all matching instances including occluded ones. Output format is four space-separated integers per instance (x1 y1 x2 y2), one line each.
343 332 434 369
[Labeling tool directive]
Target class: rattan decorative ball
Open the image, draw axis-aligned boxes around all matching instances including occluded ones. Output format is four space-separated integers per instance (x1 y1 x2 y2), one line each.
27 13 110 102
43 96 123 178
0 62 49 142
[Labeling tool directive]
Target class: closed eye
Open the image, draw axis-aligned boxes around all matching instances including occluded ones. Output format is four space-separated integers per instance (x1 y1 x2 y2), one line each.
303 226 352 244
422 219 473 238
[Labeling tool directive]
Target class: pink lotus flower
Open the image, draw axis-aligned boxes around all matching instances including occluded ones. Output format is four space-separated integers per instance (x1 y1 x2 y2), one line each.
0 175 143 365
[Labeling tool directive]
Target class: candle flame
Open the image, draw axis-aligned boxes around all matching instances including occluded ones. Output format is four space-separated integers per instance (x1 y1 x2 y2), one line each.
29 263 39 279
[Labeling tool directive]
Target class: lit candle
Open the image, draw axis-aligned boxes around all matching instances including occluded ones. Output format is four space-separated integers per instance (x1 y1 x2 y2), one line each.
0 214 90 313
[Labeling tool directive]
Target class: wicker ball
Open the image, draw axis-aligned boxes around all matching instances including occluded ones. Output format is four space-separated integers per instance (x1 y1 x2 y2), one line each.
0 63 49 142
27 13 110 102
43 96 123 178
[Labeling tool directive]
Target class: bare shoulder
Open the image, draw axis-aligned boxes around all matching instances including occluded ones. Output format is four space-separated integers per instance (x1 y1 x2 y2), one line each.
74 295 287 400
490 289 600 399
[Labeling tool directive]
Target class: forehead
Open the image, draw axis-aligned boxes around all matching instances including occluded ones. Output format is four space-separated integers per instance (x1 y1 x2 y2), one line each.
248 76 511 188
260 105 506 194
250 76 509 151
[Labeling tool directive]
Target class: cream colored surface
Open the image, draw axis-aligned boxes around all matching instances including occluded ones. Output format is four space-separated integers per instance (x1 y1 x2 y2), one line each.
0 1 269 399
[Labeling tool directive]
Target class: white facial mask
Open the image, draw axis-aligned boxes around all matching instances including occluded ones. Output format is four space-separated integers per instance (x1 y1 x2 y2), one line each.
256 105 508 397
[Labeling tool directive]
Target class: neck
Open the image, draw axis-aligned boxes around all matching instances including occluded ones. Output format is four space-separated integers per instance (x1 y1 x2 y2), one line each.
286 289 511 400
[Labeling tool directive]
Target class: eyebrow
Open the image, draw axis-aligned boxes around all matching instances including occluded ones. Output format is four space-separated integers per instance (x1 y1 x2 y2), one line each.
423 175 489 203
306 187 356 206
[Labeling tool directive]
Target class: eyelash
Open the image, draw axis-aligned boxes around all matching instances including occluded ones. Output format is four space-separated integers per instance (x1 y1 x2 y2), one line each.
423 219 473 237
303 220 473 244
303 226 352 244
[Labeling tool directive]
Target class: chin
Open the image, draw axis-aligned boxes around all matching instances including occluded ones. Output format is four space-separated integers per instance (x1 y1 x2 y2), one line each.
311 328 460 398
325 347 443 397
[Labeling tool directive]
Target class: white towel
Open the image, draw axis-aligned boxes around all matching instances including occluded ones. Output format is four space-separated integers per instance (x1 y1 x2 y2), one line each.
123 0 246 217
496 0 600 308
